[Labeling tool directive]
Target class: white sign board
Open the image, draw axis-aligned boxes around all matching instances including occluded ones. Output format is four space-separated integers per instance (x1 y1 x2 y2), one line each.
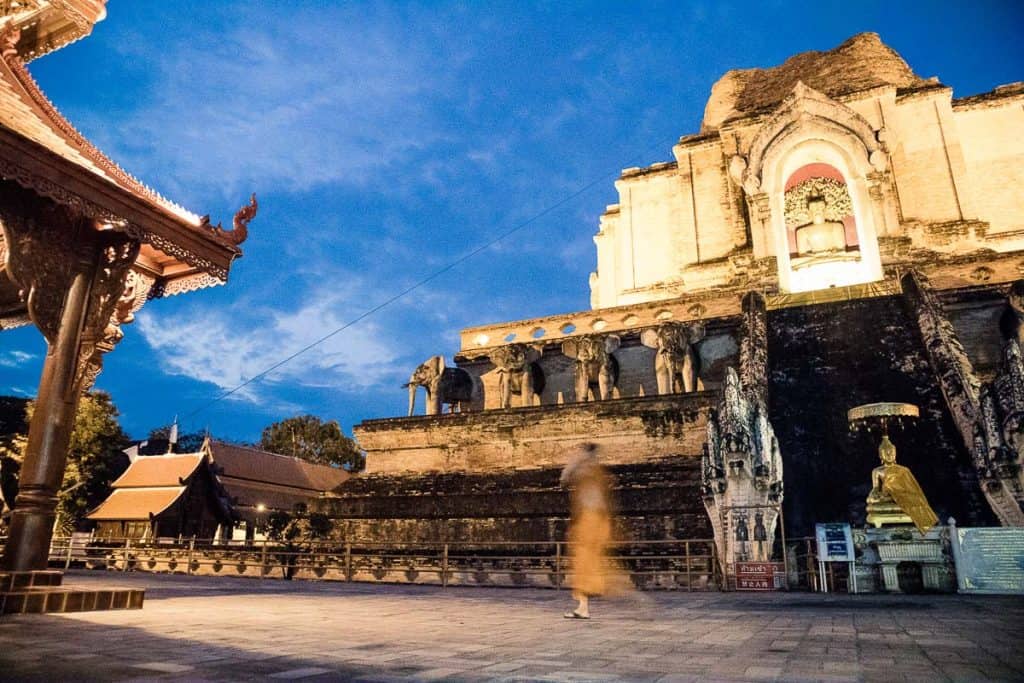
815 523 854 562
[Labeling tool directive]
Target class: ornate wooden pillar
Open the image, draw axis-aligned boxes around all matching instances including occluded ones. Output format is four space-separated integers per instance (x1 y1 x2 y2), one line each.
0 186 139 571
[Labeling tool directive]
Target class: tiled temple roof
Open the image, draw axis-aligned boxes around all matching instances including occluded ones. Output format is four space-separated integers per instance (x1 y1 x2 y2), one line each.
109 454 204 488
86 441 351 524
208 440 351 495
87 486 186 521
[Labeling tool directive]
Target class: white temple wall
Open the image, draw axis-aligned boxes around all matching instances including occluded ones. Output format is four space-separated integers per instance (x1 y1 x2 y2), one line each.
593 211 618 307
685 142 740 262
620 170 687 290
884 92 968 223
954 101 1024 238
593 139 744 308
590 78 1024 308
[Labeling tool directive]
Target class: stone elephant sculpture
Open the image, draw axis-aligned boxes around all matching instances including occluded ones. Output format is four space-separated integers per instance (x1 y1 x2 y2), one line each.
561 334 620 402
640 322 705 394
404 355 476 415
490 343 546 409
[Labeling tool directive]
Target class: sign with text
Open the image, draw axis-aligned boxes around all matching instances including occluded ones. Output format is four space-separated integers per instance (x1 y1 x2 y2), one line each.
736 561 785 591
815 523 854 562
954 527 1024 595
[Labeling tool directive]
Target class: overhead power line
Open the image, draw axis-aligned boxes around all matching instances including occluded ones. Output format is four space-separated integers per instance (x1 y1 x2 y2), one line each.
184 141 674 423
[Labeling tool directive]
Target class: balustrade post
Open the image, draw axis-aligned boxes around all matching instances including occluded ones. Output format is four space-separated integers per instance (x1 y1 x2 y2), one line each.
685 541 692 592
555 542 562 589
122 538 131 572
260 541 267 580
187 537 195 576
345 543 352 582
64 535 73 570
442 544 448 588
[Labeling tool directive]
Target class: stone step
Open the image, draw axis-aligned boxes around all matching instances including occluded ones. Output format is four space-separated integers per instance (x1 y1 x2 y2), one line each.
0 586 144 614
0 570 63 592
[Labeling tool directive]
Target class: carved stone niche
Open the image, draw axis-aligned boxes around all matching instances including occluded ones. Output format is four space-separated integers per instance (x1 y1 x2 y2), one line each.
730 82 888 294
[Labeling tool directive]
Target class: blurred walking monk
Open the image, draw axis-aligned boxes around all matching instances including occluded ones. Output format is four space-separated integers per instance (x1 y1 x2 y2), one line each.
560 442 615 619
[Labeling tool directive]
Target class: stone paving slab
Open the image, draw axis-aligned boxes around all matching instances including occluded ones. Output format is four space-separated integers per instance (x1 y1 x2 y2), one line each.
0 571 1022 681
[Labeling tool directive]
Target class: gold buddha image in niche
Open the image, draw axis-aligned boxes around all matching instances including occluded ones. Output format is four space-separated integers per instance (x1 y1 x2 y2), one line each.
784 174 858 267
866 434 939 534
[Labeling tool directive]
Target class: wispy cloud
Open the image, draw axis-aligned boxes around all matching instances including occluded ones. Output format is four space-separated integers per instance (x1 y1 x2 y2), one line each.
81 10 457 202
136 280 405 409
0 351 35 368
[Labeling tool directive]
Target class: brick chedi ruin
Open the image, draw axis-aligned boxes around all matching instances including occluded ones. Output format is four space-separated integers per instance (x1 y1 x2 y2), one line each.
323 33 1024 585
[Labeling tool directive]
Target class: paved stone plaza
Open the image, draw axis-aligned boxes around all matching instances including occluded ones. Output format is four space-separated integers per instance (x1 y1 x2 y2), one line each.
0 572 1022 681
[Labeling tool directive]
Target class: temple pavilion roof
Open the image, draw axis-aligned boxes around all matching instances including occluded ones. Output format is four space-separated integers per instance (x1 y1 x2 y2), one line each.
0 4 251 331
0 1 107 62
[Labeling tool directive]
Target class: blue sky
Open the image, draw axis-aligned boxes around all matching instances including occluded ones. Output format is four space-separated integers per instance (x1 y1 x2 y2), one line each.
2 1 1023 442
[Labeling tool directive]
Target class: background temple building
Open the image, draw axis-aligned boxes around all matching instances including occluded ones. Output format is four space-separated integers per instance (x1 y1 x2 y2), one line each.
88 439 350 541
322 33 1024 574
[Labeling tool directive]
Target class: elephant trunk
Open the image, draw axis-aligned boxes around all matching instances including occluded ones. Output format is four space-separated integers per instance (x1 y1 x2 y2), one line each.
407 381 417 416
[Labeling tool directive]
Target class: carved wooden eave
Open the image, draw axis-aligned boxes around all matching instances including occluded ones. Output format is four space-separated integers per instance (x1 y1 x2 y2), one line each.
0 0 107 61
0 24 253 331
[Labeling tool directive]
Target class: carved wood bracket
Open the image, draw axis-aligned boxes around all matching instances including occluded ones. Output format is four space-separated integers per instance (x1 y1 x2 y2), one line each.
0 186 145 394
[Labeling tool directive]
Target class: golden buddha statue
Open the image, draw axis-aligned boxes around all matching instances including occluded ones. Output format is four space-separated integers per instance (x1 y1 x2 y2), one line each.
794 196 847 255
866 434 939 534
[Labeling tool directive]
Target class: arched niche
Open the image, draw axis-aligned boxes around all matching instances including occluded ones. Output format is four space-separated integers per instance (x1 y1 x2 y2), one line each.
764 136 884 293
737 85 887 293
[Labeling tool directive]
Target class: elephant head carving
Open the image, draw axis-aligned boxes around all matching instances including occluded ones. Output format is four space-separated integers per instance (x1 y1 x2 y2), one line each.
640 322 705 394
490 343 545 409
404 355 477 415
561 334 620 402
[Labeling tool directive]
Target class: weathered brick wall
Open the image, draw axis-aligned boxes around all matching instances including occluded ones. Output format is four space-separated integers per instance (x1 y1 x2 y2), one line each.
316 457 711 544
356 393 715 475
954 96 1024 236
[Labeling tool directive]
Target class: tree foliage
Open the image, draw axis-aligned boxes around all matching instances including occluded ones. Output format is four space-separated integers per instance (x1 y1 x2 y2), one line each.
259 415 364 471
260 505 333 579
57 392 131 532
0 392 129 532
0 396 29 518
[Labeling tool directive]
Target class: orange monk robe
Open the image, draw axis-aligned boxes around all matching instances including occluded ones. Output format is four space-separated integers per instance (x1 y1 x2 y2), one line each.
883 464 939 534
563 457 631 596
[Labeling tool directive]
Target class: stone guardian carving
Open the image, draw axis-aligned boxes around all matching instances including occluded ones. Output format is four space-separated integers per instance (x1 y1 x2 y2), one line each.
640 322 705 394
489 343 545 409
702 367 784 575
701 292 783 580
561 334 620 402
405 355 477 416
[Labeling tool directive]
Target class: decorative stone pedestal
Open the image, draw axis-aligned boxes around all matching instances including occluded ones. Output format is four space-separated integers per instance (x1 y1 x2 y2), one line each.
852 526 955 593
0 571 144 615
